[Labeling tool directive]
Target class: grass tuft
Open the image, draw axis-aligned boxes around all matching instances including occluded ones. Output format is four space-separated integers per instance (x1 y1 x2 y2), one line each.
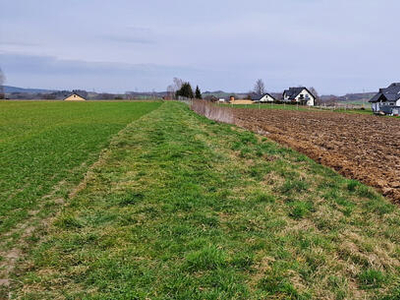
358 269 386 289
289 201 314 220
185 245 227 271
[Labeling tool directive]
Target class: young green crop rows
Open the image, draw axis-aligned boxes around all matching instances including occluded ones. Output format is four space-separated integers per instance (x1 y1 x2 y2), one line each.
0 101 161 235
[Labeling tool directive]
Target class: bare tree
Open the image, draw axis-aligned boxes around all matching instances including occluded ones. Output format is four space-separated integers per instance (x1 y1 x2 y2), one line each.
173 77 183 91
253 79 265 95
166 85 175 99
0 67 5 99
167 77 184 99
309 87 319 105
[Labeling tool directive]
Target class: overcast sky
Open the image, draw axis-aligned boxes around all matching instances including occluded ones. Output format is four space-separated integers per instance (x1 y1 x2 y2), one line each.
1 0 399 94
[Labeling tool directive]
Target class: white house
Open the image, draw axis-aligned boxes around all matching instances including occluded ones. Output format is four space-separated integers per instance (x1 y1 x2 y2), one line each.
251 93 276 103
249 93 276 103
283 87 316 106
369 83 400 114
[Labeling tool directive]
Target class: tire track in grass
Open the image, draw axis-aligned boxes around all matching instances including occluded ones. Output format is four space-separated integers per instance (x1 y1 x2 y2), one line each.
0 101 162 236
0 103 165 298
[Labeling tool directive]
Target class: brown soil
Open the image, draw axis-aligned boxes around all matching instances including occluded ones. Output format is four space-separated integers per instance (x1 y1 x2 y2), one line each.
232 109 400 202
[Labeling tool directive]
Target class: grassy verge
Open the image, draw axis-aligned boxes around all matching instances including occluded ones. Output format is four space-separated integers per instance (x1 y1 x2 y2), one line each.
13 102 400 299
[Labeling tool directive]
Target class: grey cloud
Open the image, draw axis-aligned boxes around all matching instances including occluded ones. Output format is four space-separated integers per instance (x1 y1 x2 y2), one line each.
125 26 152 33
0 41 39 47
1 0 400 94
0 52 204 92
98 26 156 44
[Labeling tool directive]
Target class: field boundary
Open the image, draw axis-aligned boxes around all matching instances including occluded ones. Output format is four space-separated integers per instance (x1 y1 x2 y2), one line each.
190 100 400 203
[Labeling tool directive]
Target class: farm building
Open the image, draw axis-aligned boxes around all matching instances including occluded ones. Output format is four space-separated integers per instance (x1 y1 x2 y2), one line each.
283 87 315 106
64 92 87 101
231 99 254 105
251 93 276 103
369 83 400 115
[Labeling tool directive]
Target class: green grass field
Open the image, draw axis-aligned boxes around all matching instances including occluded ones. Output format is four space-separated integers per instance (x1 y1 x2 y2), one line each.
0 101 161 236
7 101 400 299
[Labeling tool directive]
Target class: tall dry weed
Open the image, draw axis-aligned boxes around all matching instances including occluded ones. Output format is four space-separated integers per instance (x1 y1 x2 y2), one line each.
191 100 235 124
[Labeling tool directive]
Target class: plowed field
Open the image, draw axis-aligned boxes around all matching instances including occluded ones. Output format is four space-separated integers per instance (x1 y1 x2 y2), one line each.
233 109 400 202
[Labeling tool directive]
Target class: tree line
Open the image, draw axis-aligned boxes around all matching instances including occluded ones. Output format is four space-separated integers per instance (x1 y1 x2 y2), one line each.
167 77 202 100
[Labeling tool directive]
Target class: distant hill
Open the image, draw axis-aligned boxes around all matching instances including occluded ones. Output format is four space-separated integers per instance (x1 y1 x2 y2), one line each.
202 91 248 99
2 85 376 103
320 92 375 104
4 85 55 94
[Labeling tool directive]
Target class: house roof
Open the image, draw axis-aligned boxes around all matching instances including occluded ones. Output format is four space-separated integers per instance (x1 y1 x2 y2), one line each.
249 93 262 101
64 92 87 100
283 87 315 100
250 93 276 101
369 83 400 103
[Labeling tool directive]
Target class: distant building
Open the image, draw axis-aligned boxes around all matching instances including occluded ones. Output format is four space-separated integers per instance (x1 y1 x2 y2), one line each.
231 99 254 105
64 92 87 101
251 93 276 103
369 83 400 115
283 87 315 106
204 95 218 102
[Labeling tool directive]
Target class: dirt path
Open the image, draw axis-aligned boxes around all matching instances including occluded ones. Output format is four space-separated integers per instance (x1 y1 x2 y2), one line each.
230 108 400 202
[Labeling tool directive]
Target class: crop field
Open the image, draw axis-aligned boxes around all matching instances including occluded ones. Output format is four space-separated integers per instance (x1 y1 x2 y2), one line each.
0 101 161 231
4 101 400 299
218 103 372 115
0 100 161 289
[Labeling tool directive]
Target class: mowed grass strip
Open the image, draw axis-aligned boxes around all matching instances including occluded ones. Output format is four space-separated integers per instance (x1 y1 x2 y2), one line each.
0 101 161 234
15 102 400 299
